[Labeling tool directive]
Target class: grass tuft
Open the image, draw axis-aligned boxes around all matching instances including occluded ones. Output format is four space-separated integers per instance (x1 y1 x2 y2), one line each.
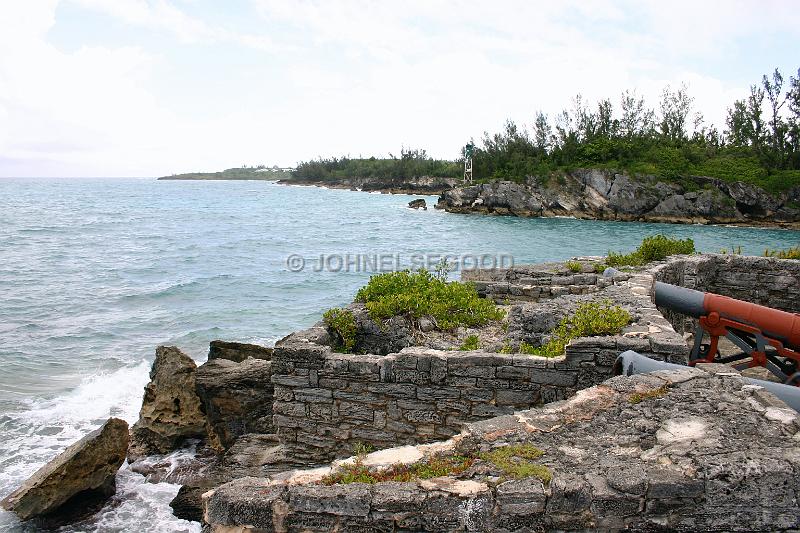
764 246 800 259
321 453 474 485
459 334 480 351
629 384 669 404
479 444 551 484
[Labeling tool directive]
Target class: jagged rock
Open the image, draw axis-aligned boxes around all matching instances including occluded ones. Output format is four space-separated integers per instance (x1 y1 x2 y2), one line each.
195 358 274 450
208 340 273 363
408 199 427 210
1 418 129 523
128 346 207 460
169 485 205 522
724 180 780 215
349 304 414 355
435 170 798 226
606 175 661 215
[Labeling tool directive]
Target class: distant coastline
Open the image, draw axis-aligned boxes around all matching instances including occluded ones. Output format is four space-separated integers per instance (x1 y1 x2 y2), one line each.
158 166 293 181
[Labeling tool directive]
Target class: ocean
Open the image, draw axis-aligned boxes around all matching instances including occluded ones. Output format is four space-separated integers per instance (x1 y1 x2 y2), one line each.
0 178 797 531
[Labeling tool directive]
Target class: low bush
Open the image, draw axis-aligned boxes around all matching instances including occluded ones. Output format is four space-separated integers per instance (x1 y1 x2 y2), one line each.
606 234 695 267
520 301 631 358
323 308 357 353
565 260 582 273
355 269 504 329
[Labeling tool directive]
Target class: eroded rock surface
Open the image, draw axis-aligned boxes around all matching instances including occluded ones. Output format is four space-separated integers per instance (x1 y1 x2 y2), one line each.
1 418 129 523
208 340 273 363
128 346 207 460
195 357 274 450
204 367 800 532
436 170 800 227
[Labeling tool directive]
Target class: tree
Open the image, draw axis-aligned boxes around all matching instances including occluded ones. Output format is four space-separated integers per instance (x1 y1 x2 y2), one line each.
533 112 551 152
785 69 800 168
762 68 786 166
619 90 653 140
595 99 616 139
659 84 693 143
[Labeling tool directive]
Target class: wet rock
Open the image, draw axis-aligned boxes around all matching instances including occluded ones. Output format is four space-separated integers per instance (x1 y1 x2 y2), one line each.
128 346 207 460
1 418 129 523
208 340 272 363
169 485 205 522
195 357 274 450
408 198 427 210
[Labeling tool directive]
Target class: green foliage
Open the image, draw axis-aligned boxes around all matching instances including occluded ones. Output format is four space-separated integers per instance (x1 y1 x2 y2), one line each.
499 343 513 354
459 335 480 351
355 269 504 329
606 234 695 267
764 246 800 259
292 147 461 182
321 453 474 485
565 260 582 273
479 444 552 484
159 166 292 181
323 308 357 353
521 301 631 358
592 262 608 273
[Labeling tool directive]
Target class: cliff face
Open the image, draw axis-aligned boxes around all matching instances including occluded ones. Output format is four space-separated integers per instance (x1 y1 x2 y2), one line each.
436 170 800 227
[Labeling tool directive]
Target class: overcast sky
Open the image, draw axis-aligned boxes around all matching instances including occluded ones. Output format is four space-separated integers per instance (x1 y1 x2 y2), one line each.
1 1 798 177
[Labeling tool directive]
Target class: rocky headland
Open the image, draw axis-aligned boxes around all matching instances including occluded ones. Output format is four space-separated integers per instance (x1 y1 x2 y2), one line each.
436 170 800 227
284 169 800 227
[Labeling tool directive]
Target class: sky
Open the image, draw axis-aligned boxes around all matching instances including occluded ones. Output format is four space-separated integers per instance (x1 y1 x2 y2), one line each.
0 1 798 177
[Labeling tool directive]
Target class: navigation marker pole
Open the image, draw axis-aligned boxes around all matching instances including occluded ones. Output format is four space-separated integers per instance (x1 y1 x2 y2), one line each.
464 142 474 183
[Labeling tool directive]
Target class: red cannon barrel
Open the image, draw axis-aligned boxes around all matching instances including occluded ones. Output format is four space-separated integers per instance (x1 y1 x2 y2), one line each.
654 281 800 351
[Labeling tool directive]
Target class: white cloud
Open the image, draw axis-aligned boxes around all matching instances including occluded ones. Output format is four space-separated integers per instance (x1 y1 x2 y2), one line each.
0 0 798 176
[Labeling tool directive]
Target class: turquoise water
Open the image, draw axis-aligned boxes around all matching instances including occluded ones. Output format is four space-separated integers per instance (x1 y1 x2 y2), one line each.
0 178 797 531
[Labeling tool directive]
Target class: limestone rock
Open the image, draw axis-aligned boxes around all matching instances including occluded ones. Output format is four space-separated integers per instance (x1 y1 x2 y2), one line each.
408 198 427 210
208 340 273 363
1 418 129 522
128 346 207 460
169 485 205 522
195 357 274 450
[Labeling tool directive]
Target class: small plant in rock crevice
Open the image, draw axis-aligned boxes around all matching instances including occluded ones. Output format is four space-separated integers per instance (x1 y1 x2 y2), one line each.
565 260 582 273
478 444 552 484
320 453 474 485
629 384 669 404
323 307 357 353
459 335 480 351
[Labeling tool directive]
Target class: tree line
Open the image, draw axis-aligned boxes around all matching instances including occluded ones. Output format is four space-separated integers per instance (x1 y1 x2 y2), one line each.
473 66 800 193
292 66 799 194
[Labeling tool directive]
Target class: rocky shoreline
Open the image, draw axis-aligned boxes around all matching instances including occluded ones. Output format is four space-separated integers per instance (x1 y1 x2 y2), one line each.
282 169 800 228
4 254 799 530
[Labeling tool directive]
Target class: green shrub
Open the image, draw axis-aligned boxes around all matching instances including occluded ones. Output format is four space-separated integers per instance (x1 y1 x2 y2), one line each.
355 269 504 329
323 308 357 353
764 246 800 259
565 260 582 273
459 335 480 351
522 301 631 358
606 234 695 267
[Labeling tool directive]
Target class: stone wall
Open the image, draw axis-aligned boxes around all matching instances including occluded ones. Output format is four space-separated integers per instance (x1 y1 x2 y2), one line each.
272 270 687 462
462 261 610 303
205 365 800 532
651 254 800 334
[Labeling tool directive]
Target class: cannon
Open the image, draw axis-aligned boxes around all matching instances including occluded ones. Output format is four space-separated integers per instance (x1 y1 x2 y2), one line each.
613 350 800 412
654 281 800 385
